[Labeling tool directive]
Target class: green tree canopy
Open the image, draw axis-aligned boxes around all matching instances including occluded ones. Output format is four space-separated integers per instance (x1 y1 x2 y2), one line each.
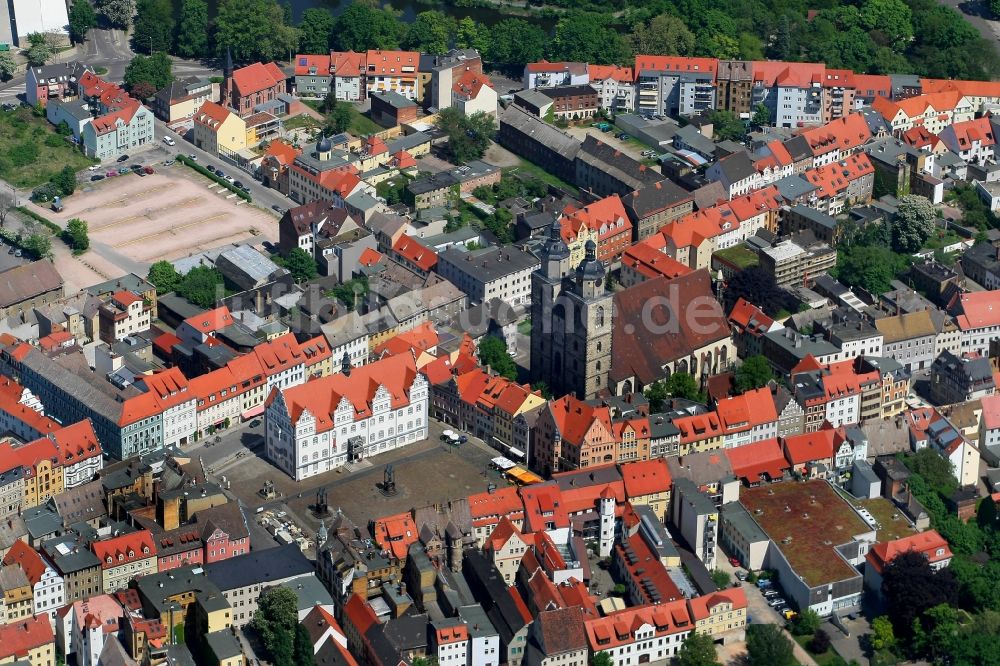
132 0 175 53
709 110 747 142
790 608 821 636
552 11 630 65
175 0 209 58
404 11 454 56
51 165 77 196
282 247 318 283
735 356 773 393
859 0 913 50
95 0 136 29
147 260 180 294
676 630 721 666
477 335 517 381
63 218 90 253
882 550 959 637
870 616 896 652
215 0 299 62
628 13 695 56
176 265 226 308
590 652 613 666
251 587 299 666
123 52 174 96
833 244 907 295
483 19 546 69
437 108 496 164
746 624 796 666
644 381 668 412
22 233 52 260
666 372 702 402
298 8 335 54
892 194 937 253
324 100 353 135
332 1 404 52
68 0 97 44
25 34 52 66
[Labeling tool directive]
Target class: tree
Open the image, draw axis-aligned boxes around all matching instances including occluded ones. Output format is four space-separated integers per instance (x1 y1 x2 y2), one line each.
666 372 702 402
146 259 181 296
723 267 790 318
123 52 173 95
25 33 52 66
710 569 730 589
993 0 1000 19
791 609 821 636
904 447 958 495
22 233 52 260
745 624 795 666
293 624 315 666
735 356 773 393
404 11 454 56
590 653 613 666
881 550 958 636
95 0 136 29
552 11 630 65
478 335 517 380
676 631 721 666
51 165 77 196
283 247 318 283
0 50 15 81
891 194 937 253
68 0 97 44
175 0 208 57
483 19 546 69
132 0 174 53
644 381 668 412
332 2 404 52
628 14 695 56
325 101 353 135
177 265 226 308
437 108 496 164
709 110 746 142
0 190 13 228
808 629 832 654
62 218 89 253
455 17 486 52
751 103 771 128
299 8 335 54
214 0 298 62
859 0 913 50
870 616 896 652
833 245 906 295
329 277 368 310
251 587 299 666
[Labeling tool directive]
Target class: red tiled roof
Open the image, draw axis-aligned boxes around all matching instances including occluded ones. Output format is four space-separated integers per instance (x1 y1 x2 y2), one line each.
231 62 285 97
588 64 633 82
620 458 672 499
365 49 419 77
184 306 233 333
2 541 48 586
193 101 232 128
866 529 952 574
392 234 437 272
546 395 614 447
487 516 524 552
621 242 693 282
585 601 691 651
331 51 366 78
951 290 1000 330
800 113 872 156
520 483 569 533
728 297 775 337
616 530 683 604
371 511 418 560
804 152 874 199
725 438 788 483
453 70 492 101
264 139 300 166
782 430 835 465
673 412 723 445
982 394 1000 431
52 419 102 466
468 485 524 527
0 616 53 661
270 353 417 433
119 367 191 426
944 116 996 150
0 378 60 437
687 587 747 621
92 530 156 569
715 387 778 434
636 56 717 76
294 54 331 76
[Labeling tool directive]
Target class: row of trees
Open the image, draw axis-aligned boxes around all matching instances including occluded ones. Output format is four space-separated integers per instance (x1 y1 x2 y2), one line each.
147 260 227 308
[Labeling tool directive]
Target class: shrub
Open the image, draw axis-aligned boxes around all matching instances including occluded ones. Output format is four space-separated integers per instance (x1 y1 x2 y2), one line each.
176 155 251 201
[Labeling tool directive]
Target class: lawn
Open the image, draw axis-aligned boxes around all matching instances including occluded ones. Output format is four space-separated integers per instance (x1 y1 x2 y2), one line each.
0 107 96 188
283 114 320 131
922 230 965 251
301 100 382 136
506 159 579 194
834 486 917 542
715 245 760 269
794 635 851 666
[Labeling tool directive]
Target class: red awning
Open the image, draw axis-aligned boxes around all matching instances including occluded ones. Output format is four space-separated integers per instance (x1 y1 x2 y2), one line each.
241 404 265 420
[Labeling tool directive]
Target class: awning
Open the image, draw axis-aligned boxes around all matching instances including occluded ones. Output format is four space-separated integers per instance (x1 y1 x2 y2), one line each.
508 447 525 459
241 404 265 420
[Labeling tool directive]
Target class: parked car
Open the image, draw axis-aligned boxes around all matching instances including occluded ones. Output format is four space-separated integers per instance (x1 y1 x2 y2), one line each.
458 435 468 444
234 180 244 190
106 171 117 177
206 165 216 173
136 169 147 177
728 556 741 567
224 174 234 183
188 154 197 161
162 136 175 146
90 174 105 181
216 171 226 180
767 598 785 607
249 419 261 428
762 589 780 598
117 154 129 162
13 250 21 257
7 247 13 254
144 166 154 174
163 159 175 167
88 164 101 171
735 571 747 581
118 167 131 174
271 205 284 213
130 164 143 171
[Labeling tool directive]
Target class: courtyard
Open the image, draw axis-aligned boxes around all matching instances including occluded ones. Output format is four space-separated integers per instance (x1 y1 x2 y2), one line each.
42 163 279 291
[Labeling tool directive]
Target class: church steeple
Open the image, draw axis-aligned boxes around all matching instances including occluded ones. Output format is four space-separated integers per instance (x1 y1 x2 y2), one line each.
341 351 352 376
224 46 233 79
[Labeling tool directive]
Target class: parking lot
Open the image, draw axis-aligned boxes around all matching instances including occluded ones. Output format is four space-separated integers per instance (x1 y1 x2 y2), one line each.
46 162 279 290
565 124 653 163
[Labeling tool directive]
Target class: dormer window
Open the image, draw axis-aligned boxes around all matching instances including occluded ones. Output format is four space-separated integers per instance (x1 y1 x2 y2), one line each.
117 554 123 562
107 556 113 564
128 550 134 558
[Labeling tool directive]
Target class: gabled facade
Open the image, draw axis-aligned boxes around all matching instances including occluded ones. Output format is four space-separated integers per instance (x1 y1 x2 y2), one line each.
92 530 157 593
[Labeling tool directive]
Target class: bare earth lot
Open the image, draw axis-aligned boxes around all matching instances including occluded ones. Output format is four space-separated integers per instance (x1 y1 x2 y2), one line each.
46 164 278 291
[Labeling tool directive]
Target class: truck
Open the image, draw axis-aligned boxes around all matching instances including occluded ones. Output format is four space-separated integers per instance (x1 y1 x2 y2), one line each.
51 196 64 213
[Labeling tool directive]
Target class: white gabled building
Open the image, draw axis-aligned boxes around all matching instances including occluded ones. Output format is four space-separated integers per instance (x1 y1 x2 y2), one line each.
3 541 65 621
265 353 428 481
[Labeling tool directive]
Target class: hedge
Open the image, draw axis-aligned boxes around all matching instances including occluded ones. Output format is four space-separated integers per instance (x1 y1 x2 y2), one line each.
16 206 61 234
177 155 252 201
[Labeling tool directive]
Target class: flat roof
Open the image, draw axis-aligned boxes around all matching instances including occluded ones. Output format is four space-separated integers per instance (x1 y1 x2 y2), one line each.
740 479 870 588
